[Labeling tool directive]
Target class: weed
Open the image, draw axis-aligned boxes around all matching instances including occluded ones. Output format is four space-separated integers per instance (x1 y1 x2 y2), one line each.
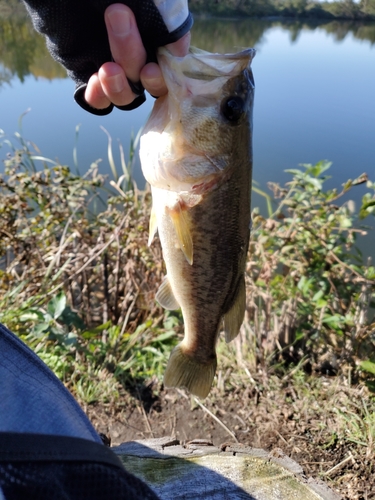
1 135 374 406
243 161 375 373
2 135 375 498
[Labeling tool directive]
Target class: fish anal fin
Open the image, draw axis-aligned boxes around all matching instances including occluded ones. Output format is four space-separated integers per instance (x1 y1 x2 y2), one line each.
223 276 246 343
148 206 158 246
168 203 193 265
155 276 180 310
164 343 217 399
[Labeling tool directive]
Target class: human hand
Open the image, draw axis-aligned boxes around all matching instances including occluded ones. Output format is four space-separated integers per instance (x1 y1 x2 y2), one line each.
84 3 191 111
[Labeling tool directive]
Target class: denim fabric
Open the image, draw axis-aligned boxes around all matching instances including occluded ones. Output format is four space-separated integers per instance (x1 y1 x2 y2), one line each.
0 323 101 443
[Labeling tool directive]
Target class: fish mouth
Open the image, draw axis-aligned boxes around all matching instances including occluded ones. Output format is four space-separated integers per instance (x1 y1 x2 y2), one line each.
140 46 255 194
157 47 255 96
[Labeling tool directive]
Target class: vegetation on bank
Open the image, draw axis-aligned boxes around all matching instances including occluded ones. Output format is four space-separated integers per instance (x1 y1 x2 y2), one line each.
190 0 375 21
1 129 375 498
2 0 375 21
1 130 374 404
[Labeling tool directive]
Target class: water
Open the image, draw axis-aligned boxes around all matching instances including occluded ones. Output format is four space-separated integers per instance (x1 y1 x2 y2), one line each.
1 10 374 257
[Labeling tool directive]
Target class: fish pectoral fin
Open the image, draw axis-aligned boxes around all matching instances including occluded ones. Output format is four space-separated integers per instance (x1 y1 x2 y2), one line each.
155 276 180 310
148 205 158 246
205 154 231 172
164 343 217 399
168 203 193 265
223 276 246 343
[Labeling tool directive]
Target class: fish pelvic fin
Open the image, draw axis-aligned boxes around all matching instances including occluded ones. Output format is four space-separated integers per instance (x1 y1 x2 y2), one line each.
164 343 217 399
168 203 193 265
223 276 246 343
148 205 158 246
155 276 180 310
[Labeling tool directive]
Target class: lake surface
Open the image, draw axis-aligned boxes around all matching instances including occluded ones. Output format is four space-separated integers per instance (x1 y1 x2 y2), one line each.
1 10 374 256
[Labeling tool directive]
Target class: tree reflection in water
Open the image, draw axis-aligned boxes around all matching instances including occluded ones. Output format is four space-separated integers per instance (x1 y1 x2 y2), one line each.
0 0 66 86
1 0 374 86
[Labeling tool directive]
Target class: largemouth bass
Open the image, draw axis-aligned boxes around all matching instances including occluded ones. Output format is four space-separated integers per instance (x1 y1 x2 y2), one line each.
140 47 255 398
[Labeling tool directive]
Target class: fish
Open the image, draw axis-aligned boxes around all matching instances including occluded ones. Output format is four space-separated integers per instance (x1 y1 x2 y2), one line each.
140 46 255 398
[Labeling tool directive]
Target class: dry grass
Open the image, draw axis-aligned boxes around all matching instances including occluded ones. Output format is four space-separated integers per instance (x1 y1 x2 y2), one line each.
1 144 375 499
0 161 164 333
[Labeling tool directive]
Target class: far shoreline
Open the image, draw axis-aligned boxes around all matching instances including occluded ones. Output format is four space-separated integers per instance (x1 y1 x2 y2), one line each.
190 9 375 23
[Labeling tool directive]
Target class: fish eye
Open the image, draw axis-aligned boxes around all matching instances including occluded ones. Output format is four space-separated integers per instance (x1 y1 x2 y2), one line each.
221 96 244 123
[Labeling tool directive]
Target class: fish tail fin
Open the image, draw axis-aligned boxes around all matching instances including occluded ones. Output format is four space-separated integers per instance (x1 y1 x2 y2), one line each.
164 343 217 399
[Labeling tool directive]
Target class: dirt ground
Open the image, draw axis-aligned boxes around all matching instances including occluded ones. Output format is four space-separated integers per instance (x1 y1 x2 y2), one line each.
86 374 375 500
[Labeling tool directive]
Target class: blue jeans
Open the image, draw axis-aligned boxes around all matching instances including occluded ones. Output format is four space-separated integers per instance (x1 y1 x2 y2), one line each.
0 323 101 443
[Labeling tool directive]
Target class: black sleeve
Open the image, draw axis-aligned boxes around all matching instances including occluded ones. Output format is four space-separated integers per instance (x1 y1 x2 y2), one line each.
0 433 160 500
22 0 193 115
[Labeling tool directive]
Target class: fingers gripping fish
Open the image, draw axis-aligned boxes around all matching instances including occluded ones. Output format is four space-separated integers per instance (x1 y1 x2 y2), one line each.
140 47 255 398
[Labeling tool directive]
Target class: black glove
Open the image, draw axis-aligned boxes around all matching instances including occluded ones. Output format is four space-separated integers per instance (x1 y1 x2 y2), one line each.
23 0 193 115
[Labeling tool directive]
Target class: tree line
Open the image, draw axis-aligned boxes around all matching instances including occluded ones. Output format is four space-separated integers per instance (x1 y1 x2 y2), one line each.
189 0 375 20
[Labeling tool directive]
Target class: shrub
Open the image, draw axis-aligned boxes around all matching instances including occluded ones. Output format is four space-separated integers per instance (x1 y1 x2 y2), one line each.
1 135 374 401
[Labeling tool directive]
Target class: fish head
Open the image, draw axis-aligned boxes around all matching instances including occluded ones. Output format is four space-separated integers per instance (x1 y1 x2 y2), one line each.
140 47 255 192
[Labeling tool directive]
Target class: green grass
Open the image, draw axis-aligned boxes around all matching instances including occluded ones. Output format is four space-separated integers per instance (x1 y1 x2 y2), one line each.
1 130 375 406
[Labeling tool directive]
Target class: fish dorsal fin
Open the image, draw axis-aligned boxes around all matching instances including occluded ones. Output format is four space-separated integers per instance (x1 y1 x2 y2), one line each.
169 203 193 265
148 205 158 246
156 276 180 310
223 276 246 343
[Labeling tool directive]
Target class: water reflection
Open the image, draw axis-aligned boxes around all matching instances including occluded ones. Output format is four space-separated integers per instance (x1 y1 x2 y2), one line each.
0 0 66 87
1 2 374 86
190 18 375 51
